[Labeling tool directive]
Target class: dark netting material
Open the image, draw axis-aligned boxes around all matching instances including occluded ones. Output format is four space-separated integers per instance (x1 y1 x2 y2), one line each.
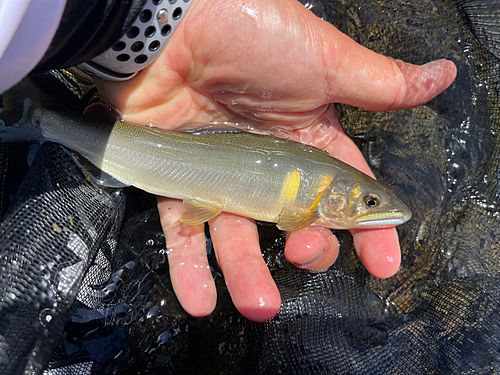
0 144 123 374
1 0 500 374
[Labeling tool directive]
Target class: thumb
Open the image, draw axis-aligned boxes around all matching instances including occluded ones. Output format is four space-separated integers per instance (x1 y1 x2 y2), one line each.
320 22 457 111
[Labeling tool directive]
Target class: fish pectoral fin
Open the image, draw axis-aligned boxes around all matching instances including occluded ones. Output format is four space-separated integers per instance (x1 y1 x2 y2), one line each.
179 199 224 225
277 207 319 232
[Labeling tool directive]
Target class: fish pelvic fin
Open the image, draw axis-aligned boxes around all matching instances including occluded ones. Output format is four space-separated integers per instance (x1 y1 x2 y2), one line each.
179 199 224 225
277 207 319 232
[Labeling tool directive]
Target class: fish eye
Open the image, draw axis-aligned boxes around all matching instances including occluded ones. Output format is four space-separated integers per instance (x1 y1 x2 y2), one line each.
363 194 380 208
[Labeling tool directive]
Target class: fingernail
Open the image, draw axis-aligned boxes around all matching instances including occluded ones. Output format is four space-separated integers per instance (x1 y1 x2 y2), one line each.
296 249 325 269
421 59 447 71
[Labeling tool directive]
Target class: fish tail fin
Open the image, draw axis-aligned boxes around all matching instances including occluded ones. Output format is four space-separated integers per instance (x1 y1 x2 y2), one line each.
0 78 47 142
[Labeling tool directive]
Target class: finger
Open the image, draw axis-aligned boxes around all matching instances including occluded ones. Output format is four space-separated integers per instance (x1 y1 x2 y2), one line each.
285 227 339 271
157 197 217 316
351 228 401 278
209 213 281 322
320 22 457 111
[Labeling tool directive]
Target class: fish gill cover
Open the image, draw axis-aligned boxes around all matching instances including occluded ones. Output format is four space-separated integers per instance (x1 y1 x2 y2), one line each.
1 0 500 374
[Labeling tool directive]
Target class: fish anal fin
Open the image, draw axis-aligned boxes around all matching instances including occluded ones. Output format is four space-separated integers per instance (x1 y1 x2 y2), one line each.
179 199 224 225
277 207 319 232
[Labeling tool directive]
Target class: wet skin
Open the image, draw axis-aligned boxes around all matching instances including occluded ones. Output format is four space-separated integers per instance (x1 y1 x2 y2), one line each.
96 0 457 322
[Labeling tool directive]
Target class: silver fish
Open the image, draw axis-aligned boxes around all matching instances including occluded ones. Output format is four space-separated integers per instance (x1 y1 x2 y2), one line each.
24 106 411 231
0 80 411 231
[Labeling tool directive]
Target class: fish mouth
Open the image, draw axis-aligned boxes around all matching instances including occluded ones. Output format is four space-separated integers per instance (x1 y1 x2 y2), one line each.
355 210 412 227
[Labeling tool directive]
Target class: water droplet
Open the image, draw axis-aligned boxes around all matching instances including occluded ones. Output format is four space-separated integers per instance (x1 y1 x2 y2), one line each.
311 118 331 136
160 248 173 255
157 331 172 345
270 127 290 140
111 269 123 283
104 283 117 294
299 131 314 145
146 305 160 319
40 309 53 326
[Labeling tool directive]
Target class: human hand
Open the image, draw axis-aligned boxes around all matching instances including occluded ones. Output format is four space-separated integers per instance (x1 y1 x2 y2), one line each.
95 0 457 322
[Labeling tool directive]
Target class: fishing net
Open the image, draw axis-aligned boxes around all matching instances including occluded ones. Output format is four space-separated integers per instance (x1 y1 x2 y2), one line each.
1 0 500 374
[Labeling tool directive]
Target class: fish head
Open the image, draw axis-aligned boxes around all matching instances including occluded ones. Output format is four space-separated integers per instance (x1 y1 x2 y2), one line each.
317 178 412 229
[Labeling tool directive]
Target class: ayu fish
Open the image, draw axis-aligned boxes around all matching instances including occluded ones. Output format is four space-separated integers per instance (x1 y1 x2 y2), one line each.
0 82 411 231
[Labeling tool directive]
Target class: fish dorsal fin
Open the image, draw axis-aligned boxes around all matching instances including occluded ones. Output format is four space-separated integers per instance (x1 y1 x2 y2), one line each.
277 207 319 232
179 199 224 225
174 122 252 135
63 148 130 188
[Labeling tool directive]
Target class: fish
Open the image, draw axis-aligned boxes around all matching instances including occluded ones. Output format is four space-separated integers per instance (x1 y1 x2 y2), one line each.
0 80 411 231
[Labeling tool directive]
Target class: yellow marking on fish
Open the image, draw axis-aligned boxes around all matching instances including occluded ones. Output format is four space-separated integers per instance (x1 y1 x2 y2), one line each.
349 183 363 205
280 169 302 204
309 175 334 212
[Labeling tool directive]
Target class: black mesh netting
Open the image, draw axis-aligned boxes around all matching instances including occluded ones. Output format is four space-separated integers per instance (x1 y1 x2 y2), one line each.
0 143 123 374
1 0 500 374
